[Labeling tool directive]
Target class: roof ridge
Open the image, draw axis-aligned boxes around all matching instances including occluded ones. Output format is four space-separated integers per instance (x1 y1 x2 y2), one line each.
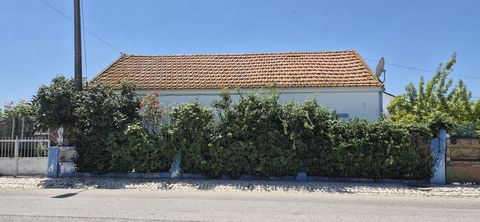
122 50 356 57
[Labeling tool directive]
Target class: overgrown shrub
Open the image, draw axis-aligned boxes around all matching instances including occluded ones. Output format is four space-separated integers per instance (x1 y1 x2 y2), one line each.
0 101 39 138
158 90 433 180
279 100 340 176
107 122 174 173
35 77 433 180
72 83 139 173
35 76 77 131
212 91 295 178
164 102 220 176
450 123 478 138
139 91 168 135
336 120 431 180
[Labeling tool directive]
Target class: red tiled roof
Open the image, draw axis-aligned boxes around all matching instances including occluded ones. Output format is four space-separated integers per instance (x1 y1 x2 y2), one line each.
90 50 383 89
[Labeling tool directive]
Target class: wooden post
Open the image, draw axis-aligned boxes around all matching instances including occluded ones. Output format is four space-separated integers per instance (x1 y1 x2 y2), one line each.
74 0 83 91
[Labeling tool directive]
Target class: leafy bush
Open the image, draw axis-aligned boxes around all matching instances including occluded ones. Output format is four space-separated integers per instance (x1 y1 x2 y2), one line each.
165 102 220 176
35 76 77 130
107 122 174 173
139 91 169 136
212 91 295 178
164 90 433 180
336 120 431 180
0 101 40 138
34 77 433 180
279 100 340 176
72 84 139 173
450 123 478 138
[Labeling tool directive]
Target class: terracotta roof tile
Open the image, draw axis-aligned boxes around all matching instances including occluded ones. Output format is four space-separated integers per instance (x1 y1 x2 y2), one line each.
90 50 383 89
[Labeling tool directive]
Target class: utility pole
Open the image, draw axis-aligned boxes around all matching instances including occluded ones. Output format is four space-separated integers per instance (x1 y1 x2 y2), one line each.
74 0 83 91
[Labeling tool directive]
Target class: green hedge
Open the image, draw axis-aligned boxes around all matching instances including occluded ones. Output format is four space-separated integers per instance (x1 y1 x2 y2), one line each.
36 78 432 179
72 84 140 173
107 123 174 173
335 120 432 179
163 91 432 180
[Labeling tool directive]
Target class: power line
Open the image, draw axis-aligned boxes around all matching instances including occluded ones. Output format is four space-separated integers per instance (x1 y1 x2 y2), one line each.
364 58 480 80
382 62 432 73
39 0 122 54
450 74 480 80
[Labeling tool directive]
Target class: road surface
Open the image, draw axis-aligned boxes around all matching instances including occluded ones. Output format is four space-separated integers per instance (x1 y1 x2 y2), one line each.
0 189 479 221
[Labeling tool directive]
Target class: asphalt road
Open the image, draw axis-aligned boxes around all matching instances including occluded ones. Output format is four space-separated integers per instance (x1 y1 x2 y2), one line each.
0 189 479 222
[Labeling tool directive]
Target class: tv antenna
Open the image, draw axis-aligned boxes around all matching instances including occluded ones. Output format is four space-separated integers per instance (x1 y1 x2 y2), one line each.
375 57 386 83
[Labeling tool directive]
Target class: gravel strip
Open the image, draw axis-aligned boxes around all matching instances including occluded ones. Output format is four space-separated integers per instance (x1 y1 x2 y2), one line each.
1 176 479 197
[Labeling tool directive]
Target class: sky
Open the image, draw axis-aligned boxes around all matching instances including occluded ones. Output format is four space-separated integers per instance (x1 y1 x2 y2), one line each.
1 0 479 107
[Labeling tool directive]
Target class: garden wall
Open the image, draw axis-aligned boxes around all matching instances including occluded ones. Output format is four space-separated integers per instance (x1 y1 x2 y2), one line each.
447 137 480 183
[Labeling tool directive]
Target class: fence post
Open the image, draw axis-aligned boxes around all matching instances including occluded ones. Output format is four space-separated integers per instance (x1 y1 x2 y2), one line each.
47 146 59 178
430 129 447 184
14 136 19 176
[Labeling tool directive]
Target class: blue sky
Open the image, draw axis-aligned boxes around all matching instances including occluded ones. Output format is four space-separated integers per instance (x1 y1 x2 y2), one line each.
1 0 479 107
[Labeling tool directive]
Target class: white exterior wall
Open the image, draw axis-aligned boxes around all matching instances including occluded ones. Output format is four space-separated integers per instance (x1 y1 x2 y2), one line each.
136 87 383 121
382 92 395 117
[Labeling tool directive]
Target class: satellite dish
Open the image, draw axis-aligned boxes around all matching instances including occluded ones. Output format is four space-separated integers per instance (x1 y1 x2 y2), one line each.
375 57 386 83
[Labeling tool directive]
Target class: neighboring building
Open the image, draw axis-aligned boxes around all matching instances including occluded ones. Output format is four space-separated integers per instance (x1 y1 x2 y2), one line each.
91 50 392 121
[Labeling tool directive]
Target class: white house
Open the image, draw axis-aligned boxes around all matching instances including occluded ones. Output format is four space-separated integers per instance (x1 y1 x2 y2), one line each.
91 50 393 121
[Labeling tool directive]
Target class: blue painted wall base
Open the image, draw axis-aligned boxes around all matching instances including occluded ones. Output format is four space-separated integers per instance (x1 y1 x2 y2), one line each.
47 147 59 178
296 172 307 181
430 129 447 184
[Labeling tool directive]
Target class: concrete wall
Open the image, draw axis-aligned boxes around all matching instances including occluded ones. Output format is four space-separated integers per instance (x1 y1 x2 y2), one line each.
0 157 47 176
0 158 16 175
136 87 384 121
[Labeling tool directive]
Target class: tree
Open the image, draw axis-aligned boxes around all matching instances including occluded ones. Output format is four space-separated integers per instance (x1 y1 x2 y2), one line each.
34 76 77 131
72 83 139 172
387 53 480 136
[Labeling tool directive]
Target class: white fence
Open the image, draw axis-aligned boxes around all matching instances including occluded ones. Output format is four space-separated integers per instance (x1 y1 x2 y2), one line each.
0 137 50 176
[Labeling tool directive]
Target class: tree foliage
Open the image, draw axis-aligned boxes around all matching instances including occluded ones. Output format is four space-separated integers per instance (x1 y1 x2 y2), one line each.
387 54 480 136
34 76 77 130
72 83 140 172
0 101 39 138
34 76 140 172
